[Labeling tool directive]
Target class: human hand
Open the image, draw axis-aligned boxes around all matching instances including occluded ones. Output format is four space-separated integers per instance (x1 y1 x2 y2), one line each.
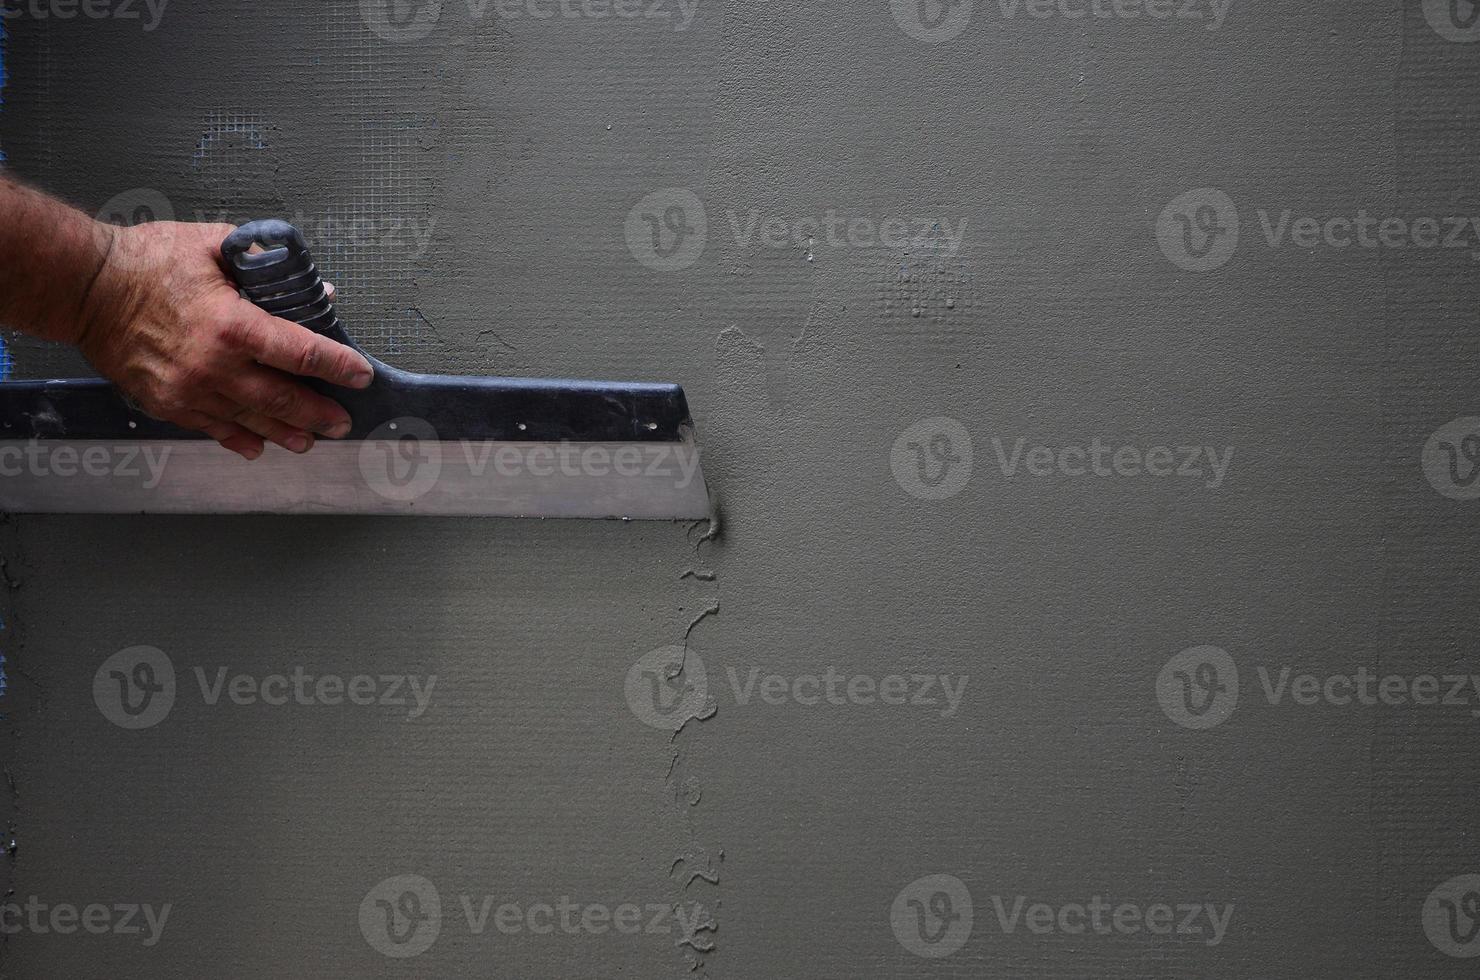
75 221 374 459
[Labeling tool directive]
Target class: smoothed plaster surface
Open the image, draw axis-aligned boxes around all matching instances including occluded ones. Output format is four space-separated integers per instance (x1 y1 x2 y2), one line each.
1 1 1478 976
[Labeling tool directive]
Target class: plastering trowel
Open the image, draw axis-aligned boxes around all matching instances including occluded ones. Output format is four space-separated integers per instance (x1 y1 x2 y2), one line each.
0 220 711 518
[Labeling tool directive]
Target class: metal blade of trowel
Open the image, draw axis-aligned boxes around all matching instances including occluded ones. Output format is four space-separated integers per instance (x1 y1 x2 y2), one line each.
0 221 711 518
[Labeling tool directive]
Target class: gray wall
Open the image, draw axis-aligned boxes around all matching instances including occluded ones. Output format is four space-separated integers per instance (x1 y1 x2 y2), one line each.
2 1 1480 976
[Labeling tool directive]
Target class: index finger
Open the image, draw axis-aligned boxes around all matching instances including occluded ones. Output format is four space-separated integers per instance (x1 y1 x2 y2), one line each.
231 305 375 389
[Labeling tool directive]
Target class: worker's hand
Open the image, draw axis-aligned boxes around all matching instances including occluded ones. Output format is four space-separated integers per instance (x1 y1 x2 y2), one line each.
76 221 375 460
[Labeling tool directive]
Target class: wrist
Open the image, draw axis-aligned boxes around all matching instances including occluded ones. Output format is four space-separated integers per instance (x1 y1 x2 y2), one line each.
0 177 133 347
73 221 139 353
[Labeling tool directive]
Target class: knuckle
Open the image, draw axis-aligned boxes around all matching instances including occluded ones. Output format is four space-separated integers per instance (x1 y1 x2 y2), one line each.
149 394 186 419
217 318 256 353
294 341 322 378
262 387 300 420
175 362 215 392
319 406 347 430
144 377 183 412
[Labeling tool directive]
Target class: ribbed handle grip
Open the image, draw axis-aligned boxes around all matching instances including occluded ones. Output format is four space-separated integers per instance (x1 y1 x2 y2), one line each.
220 220 340 337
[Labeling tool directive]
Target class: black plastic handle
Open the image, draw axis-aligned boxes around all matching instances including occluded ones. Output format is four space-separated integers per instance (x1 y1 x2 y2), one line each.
221 220 342 338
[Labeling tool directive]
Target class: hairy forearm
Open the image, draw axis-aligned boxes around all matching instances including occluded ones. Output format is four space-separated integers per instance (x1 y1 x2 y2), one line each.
0 173 120 345
0 175 371 458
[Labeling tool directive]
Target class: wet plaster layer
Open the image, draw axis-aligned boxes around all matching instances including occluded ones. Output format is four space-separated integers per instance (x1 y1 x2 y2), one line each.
1 1 1479 977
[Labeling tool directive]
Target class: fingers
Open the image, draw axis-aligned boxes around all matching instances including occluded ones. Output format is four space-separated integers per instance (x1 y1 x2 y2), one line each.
98 225 366 462
188 392 312 457
218 364 351 447
227 409 316 455
215 429 268 459
168 409 266 461
224 305 374 389
173 396 317 459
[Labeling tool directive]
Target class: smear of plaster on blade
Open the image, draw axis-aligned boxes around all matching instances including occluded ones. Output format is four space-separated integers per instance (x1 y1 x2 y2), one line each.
686 519 720 549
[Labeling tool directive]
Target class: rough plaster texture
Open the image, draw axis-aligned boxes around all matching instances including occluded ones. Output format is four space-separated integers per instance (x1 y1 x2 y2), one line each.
1 1 1479 977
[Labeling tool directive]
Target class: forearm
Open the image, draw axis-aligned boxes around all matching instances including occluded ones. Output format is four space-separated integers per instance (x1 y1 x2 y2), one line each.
0 173 120 345
0 176 371 458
